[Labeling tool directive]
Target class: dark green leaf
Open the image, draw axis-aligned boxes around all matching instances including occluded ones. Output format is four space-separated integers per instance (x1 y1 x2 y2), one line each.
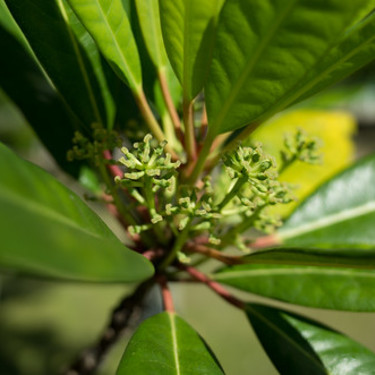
205 0 374 135
5 0 109 128
291 11 375 107
117 312 224 375
160 0 224 100
62 0 116 128
0 143 154 282
246 304 375 375
67 0 142 92
214 261 375 311
243 248 375 269
278 153 375 249
0 24 80 175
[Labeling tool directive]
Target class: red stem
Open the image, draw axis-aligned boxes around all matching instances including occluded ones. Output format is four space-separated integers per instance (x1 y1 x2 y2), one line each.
182 266 245 309
102 150 123 178
158 276 175 313
250 234 280 250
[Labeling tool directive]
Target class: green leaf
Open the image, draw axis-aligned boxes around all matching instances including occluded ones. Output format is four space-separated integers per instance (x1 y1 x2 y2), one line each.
246 304 375 375
67 0 142 92
0 25 81 176
117 312 224 375
135 0 168 71
213 260 375 311
5 0 109 128
0 143 154 282
205 0 374 135
62 0 116 128
278 153 375 249
159 0 224 100
242 248 375 269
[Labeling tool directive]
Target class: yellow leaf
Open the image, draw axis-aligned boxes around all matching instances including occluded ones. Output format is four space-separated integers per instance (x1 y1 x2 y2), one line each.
250 110 356 217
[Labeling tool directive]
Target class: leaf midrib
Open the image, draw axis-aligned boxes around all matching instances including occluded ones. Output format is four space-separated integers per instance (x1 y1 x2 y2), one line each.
168 313 181 375
279 200 375 240
0 185 108 240
215 267 375 280
212 0 298 132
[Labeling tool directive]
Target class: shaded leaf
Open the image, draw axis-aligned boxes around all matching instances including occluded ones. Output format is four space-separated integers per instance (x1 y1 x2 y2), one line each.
0 143 154 282
117 312 224 375
278 153 375 249
67 0 142 92
160 0 224 100
5 0 109 128
246 303 375 375
0 24 80 175
62 0 116 128
205 0 374 134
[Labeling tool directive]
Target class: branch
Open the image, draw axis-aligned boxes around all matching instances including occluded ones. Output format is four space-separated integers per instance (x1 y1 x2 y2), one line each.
102 150 123 178
158 70 184 144
184 242 244 265
63 280 154 375
157 275 175 313
183 98 197 163
180 265 245 309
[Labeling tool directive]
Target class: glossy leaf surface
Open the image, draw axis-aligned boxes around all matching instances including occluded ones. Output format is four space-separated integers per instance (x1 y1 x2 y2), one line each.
0 143 154 282
247 304 375 375
0 24 80 175
214 259 375 311
278 153 375 249
159 0 224 100
5 0 108 127
205 0 373 134
67 0 142 92
117 312 224 374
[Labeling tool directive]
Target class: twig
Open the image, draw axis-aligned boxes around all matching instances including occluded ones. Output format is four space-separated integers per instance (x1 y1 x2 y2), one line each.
63 280 154 375
157 275 175 313
142 248 165 262
134 90 178 159
180 265 245 309
250 234 280 250
158 70 184 144
102 150 123 178
183 98 197 163
184 243 244 265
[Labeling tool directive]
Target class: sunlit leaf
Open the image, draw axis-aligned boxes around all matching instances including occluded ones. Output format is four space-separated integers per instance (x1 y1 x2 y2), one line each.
206 0 374 135
278 153 375 249
67 0 142 92
250 110 356 216
160 0 224 100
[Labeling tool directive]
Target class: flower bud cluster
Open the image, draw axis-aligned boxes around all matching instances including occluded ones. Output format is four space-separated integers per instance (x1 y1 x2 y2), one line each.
281 129 321 168
67 123 121 165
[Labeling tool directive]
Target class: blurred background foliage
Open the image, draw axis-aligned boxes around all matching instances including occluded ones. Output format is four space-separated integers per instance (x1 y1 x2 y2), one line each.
1 61 375 375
